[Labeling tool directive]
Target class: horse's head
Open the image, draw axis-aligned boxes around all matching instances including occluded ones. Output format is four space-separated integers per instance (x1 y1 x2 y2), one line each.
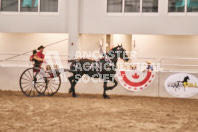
183 76 190 83
112 44 129 62
185 76 190 80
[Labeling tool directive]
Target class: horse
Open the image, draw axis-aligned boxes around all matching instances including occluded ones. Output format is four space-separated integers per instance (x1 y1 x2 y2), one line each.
171 76 189 92
68 45 129 99
171 81 183 92
182 76 189 91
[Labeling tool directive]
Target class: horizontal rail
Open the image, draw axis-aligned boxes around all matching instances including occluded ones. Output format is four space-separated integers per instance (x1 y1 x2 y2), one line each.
0 53 69 57
161 64 198 67
1 57 198 69
3 60 31 62
0 60 69 63
0 39 68 63
161 57 198 61
136 57 158 60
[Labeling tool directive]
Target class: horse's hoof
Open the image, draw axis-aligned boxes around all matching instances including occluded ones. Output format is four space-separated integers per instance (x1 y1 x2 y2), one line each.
103 95 110 99
73 94 78 98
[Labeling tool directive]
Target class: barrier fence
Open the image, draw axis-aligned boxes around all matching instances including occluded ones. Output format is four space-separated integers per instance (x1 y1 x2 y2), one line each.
0 53 198 99
1 52 198 73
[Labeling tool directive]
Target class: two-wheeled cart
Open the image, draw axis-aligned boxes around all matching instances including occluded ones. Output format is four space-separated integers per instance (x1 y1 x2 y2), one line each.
19 66 62 97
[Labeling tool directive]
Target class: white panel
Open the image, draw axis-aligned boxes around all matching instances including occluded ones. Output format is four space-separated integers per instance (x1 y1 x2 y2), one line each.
0 0 68 33
0 33 68 67
80 0 198 35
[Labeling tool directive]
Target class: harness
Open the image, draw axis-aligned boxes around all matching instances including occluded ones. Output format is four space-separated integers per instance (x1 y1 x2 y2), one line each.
99 45 114 66
88 46 115 74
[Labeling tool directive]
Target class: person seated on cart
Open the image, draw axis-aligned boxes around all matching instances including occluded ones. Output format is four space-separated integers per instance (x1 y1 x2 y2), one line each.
30 50 44 68
30 45 45 68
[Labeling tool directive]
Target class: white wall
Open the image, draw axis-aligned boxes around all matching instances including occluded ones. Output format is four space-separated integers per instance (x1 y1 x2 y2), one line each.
132 35 198 72
80 0 198 35
78 34 198 72
0 66 159 97
80 34 106 52
0 33 68 67
0 0 68 33
79 34 131 52
1 0 198 35
79 34 131 62
111 34 131 51
1 67 198 99
132 35 198 59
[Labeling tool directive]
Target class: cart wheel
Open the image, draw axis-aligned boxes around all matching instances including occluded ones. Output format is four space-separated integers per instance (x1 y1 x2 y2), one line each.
19 68 41 97
34 69 47 94
44 75 61 96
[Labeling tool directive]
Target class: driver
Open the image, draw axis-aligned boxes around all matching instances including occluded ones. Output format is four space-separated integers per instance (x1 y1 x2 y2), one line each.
30 46 47 77
37 45 45 64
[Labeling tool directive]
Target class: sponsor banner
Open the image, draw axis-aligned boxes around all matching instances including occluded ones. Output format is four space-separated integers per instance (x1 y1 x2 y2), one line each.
117 70 155 92
165 73 198 98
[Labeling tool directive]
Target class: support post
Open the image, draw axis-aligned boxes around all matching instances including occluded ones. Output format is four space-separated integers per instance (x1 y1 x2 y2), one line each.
68 0 80 60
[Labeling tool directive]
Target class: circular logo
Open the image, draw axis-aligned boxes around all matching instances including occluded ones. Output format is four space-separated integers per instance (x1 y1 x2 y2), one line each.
117 70 155 91
165 73 198 98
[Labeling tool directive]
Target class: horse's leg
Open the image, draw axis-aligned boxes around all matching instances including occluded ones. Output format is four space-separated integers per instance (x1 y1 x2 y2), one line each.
103 82 109 99
103 78 118 99
172 85 175 91
70 74 83 98
176 82 179 91
176 84 178 92
105 79 118 90
174 86 176 92
68 75 74 94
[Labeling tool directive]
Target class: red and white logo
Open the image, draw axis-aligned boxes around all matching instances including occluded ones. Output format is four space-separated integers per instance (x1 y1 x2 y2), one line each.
117 70 155 91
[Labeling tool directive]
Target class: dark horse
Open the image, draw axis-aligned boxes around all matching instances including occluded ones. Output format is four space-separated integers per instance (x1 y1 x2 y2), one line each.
68 45 129 99
173 76 189 92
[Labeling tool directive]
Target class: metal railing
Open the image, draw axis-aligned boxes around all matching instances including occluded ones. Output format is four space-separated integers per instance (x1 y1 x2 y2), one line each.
1 55 198 98
1 54 198 72
0 53 69 56
160 57 198 72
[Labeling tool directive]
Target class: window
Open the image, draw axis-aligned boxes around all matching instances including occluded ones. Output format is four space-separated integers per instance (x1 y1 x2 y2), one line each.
142 0 158 12
40 0 58 12
20 0 38 12
107 0 122 13
168 0 198 13
187 0 198 12
0 0 59 14
168 0 185 12
107 0 159 13
125 0 140 12
1 0 18 12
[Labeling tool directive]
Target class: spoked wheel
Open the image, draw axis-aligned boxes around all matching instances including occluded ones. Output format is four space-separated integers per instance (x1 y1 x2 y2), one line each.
44 75 61 96
34 70 47 94
19 68 42 97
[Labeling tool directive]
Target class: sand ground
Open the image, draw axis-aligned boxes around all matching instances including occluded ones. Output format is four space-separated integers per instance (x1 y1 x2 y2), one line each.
0 90 198 132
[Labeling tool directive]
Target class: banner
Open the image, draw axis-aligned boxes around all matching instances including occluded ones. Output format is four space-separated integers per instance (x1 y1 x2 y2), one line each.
165 73 198 98
117 70 155 91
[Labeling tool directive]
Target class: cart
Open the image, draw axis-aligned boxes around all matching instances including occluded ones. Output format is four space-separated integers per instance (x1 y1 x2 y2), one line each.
19 65 62 97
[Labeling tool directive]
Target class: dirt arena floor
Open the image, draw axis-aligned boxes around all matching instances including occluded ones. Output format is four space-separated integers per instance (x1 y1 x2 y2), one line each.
0 90 198 132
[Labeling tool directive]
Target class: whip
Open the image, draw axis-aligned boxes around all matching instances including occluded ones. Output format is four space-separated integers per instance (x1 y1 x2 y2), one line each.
0 39 68 63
